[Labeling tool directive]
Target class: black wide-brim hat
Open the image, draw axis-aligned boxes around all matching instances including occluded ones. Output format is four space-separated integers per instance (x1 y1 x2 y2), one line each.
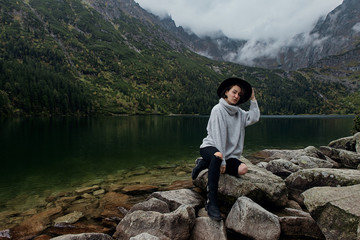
217 77 252 104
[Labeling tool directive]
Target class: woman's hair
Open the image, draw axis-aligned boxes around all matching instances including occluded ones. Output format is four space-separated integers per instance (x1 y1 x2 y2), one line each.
220 84 244 100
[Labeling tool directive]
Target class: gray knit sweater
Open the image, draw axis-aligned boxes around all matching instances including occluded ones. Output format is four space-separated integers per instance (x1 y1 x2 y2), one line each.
200 98 260 165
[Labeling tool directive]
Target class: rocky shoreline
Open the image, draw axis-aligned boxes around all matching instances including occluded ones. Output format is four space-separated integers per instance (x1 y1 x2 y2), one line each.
1 133 360 240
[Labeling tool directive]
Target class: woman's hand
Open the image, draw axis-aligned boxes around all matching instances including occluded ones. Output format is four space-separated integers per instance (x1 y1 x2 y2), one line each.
250 88 256 101
214 152 226 174
214 152 223 159
220 165 226 174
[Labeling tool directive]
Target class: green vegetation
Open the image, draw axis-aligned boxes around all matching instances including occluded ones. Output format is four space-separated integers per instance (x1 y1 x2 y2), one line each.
0 0 358 117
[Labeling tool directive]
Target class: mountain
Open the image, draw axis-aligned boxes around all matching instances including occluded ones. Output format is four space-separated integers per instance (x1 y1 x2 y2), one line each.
0 0 358 117
166 0 360 71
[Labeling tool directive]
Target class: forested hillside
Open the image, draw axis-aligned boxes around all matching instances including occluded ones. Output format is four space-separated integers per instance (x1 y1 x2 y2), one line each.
0 0 358 117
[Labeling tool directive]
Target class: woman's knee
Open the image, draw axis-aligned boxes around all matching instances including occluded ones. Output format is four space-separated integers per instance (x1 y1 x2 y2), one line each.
238 163 248 175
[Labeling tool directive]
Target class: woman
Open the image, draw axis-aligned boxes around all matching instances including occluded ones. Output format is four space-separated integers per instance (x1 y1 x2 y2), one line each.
192 77 260 221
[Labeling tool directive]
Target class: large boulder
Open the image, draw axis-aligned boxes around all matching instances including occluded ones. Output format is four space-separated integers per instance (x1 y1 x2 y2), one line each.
193 158 288 208
255 146 327 162
285 168 360 191
276 208 325 240
191 217 227 240
113 205 196 240
130 233 160 240
128 198 170 214
319 146 360 169
291 155 334 169
328 136 356 151
285 168 360 203
355 132 360 153
265 158 301 178
302 184 360 240
148 189 204 211
225 196 281 240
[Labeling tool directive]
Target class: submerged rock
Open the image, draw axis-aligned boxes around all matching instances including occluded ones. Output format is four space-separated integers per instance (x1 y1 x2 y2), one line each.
10 207 62 240
50 233 113 240
54 211 84 226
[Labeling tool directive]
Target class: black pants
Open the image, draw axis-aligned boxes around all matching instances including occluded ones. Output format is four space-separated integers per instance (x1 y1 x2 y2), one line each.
200 146 243 177
200 146 243 195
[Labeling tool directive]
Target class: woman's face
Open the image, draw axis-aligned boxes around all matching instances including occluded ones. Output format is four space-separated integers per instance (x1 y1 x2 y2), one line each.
225 85 242 105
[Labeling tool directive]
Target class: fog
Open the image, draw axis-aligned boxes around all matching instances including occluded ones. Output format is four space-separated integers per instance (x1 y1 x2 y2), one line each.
135 0 343 64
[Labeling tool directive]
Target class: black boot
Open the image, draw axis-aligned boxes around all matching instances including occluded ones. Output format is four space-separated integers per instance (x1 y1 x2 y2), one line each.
205 188 222 221
192 157 207 180
205 156 222 221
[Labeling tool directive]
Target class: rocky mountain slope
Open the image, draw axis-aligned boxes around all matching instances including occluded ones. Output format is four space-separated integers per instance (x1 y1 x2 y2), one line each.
163 0 360 71
0 0 358 116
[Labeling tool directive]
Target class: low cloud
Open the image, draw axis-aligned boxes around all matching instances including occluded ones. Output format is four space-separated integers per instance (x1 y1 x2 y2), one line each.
135 0 343 64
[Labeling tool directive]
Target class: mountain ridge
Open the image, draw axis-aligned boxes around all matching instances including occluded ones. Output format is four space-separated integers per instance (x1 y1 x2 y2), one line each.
159 0 360 71
0 0 359 117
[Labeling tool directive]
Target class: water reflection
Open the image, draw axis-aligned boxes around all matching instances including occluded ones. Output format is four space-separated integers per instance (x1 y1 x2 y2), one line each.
0 115 354 208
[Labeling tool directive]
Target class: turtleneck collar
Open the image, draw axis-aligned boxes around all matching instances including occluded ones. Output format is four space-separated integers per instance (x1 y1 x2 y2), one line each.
219 98 239 116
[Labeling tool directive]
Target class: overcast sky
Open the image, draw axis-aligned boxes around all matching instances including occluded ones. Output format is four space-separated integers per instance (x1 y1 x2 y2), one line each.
134 0 343 64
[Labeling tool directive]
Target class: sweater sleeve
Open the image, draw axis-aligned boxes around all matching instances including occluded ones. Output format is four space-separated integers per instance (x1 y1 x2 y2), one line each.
245 100 260 127
207 107 227 165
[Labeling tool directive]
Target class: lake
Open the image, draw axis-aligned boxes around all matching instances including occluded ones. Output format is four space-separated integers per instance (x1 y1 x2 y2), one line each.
0 115 355 213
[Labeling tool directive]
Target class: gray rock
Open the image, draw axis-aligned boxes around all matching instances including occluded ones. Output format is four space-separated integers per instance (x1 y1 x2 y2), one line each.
191 217 227 240
355 132 360 153
148 189 204 211
319 146 360 169
277 208 324 239
256 162 268 169
51 233 113 240
328 136 356 151
113 205 196 240
285 168 360 204
286 168 360 191
225 196 281 240
291 155 334 169
128 198 170 214
266 158 301 178
130 233 160 240
302 184 360 240
193 158 288 207
258 146 327 161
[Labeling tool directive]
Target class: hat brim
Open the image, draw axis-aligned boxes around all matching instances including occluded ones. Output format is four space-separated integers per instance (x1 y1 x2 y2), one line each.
217 77 252 104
